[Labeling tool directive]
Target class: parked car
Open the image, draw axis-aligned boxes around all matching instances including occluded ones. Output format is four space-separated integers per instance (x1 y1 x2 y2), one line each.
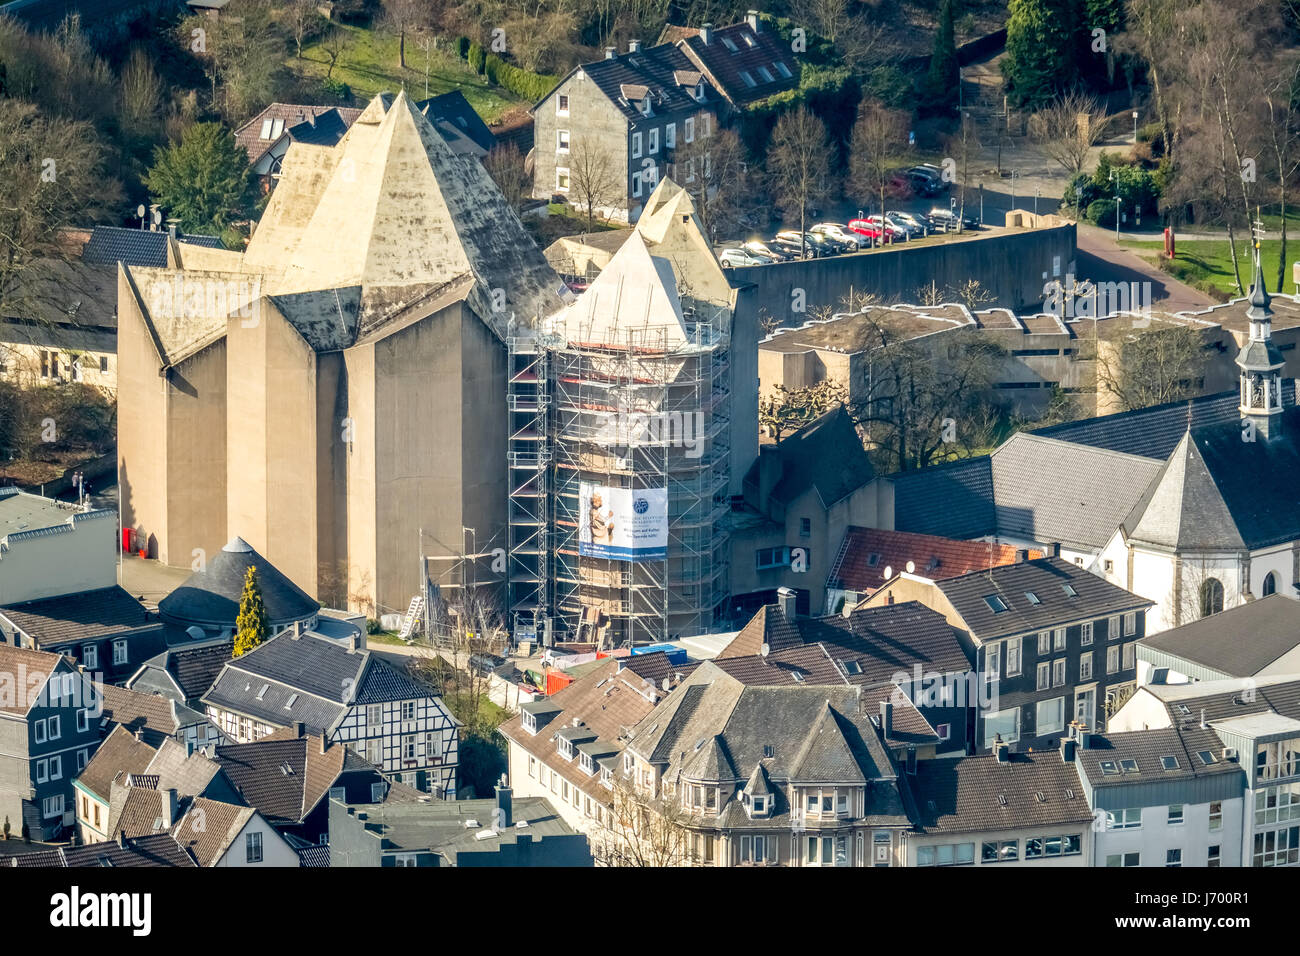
846 218 892 243
887 211 931 237
861 215 908 240
928 206 978 230
886 172 915 199
469 653 507 677
909 164 950 192
743 239 794 262
719 247 770 268
774 230 835 258
811 223 864 251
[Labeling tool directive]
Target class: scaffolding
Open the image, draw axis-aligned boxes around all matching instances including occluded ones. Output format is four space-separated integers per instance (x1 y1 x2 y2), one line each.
506 298 732 649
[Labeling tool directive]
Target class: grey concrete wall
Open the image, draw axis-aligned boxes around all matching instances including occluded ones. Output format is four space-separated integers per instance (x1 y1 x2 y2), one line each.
740 226 1077 323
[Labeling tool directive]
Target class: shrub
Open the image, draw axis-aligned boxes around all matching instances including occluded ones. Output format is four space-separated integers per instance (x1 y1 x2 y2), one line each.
366 617 382 634
468 41 486 75
1087 198 1118 227
322 76 351 101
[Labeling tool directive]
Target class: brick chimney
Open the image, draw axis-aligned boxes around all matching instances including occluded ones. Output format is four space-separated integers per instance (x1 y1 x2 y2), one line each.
700 23 712 44
161 788 178 828
605 46 616 59
777 587 797 620
746 9 760 31
628 39 641 53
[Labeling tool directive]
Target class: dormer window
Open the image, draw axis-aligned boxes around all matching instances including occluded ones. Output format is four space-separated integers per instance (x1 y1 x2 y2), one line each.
623 753 634 773
523 713 537 734
694 83 707 103
640 98 653 117
601 766 612 789
580 753 596 775
557 738 575 761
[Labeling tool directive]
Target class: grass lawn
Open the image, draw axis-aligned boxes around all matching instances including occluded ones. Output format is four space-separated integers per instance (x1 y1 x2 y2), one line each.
1120 237 1298 298
291 25 526 123
364 628 408 646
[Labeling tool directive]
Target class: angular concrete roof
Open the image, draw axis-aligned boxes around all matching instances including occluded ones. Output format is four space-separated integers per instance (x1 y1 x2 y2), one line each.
243 90 562 339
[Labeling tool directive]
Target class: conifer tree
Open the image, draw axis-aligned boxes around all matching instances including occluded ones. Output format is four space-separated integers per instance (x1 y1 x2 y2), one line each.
234 566 268 657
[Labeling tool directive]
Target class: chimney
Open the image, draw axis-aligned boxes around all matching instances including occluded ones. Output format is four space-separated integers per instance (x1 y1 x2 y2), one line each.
605 46 616 59
886 592 895 605
161 788 178 829
879 699 893 739
496 780 513 829
1078 730 1093 750
777 586 797 620
700 23 712 45
1047 542 1061 558
117 830 127 849
993 734 1010 762
1061 737 1077 763
320 733 328 755
1015 548 1030 563
628 39 641 53
348 634 361 653
746 9 760 31
294 720 305 739
291 622 303 640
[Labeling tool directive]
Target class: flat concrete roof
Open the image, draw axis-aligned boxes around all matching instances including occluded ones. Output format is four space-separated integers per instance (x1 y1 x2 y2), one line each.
0 491 76 537
760 307 968 353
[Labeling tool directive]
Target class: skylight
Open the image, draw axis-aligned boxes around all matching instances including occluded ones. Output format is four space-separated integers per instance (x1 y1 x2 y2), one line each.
1024 591 1041 605
255 683 269 701
1119 759 1139 773
844 660 862 675
739 71 756 87
1197 750 1219 765
1061 583 1078 597
757 66 774 82
867 553 881 567
775 61 793 78
1099 760 1118 775
285 693 299 710
984 595 1009 613
721 36 738 52
1160 755 1179 771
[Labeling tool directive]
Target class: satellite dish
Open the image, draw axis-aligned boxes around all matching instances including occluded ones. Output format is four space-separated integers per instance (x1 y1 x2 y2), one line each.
883 565 893 579
906 560 916 574
760 642 770 657
661 678 670 691
152 209 163 225
136 204 146 218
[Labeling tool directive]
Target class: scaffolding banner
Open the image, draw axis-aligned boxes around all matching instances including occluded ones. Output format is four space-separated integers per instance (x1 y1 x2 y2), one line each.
578 483 667 561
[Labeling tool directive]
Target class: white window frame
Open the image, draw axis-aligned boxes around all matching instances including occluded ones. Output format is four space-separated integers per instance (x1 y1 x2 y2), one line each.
556 129 570 153
1052 658 1066 687
1107 645 1120 675
82 644 98 670
76 709 90 733
1036 696 1065 735
1122 642 1136 670
33 719 46 744
982 707 1020 747
631 131 643 159
1108 615 1120 640
1053 628 1066 651
665 122 676 148
1037 632 1050 655
113 640 128 666
1036 662 1050 691
632 171 643 198
1005 636 1022 677
684 117 695 143
649 128 659 155
1080 652 1093 681
1081 621 1093 646
555 167 570 192
556 93 569 116
47 715 60 741
1124 611 1137 636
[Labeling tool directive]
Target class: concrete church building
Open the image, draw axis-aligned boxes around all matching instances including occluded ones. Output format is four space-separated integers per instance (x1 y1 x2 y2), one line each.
117 91 565 616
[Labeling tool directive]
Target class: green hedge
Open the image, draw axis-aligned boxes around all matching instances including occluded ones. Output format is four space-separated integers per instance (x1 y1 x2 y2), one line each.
454 36 557 103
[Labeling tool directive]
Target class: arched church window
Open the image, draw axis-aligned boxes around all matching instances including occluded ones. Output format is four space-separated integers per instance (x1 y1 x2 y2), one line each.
1200 578 1225 617
1263 572 1278 597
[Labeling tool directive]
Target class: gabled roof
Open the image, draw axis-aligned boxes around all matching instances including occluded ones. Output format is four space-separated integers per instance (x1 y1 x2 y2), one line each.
159 536 318 628
791 702 868 784
990 433 1165 551
99 684 208 747
907 751 1091 833
0 644 67 716
128 640 234 704
234 103 363 165
76 725 157 803
170 798 258 866
1074 729 1245 787
0 585 156 647
744 406 874 509
933 555 1151 642
676 20 798 108
890 456 996 539
828 527 1031 595
143 738 226 797
718 603 803 659
567 43 714 121
1140 594 1300 678
213 732 347 825
1124 430 1244 551
58 833 197 868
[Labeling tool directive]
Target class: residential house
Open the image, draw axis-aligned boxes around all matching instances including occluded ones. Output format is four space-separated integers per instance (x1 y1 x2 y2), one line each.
670 13 799 110
1110 676 1300 867
0 645 104 840
1137 594 1300 685
718 590 975 756
72 724 157 844
126 640 235 709
201 629 458 795
730 407 892 619
865 554 1154 752
532 40 722 222
328 783 594 866
7 832 200 867
904 746 1094 867
98 683 224 751
212 724 391 844
171 796 300 866
0 586 165 684
618 661 916 866
1074 728 1246 867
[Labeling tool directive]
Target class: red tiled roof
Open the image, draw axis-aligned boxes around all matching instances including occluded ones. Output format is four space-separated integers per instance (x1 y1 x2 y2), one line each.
828 527 1039 595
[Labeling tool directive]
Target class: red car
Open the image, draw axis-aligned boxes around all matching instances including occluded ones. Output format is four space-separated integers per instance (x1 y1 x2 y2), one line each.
847 219 893 243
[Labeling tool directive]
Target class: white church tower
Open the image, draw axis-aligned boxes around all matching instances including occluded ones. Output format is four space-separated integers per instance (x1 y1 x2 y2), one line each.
1237 223 1287 442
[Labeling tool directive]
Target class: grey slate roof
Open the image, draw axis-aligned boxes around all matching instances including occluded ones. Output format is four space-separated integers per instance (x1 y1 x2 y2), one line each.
1074 729 1245 787
1124 431 1244 550
934 555 1151 643
81 225 221 267
907 751 1092 833
1139 594 1300 677
127 640 234 704
755 406 876 507
0 586 156 647
990 433 1164 551
891 456 996 539
159 536 319 628
570 43 716 121
1031 384 1297 460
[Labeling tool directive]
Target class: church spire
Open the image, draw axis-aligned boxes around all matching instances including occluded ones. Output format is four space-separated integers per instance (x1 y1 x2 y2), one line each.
1237 212 1286 440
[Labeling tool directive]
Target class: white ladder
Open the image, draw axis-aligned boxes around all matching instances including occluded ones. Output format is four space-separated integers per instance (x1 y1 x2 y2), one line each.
399 595 425 640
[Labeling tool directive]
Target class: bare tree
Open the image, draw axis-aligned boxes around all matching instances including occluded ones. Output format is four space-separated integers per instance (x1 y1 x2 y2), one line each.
321 26 352 80
945 111 982 229
767 107 832 257
484 143 528 212
849 101 908 226
673 126 748 241
568 140 623 231
380 0 428 69
1087 316 1209 412
594 776 697 867
119 46 163 139
789 0 888 69
1263 58 1300 292
1028 91 1112 177
759 379 848 443
287 0 323 58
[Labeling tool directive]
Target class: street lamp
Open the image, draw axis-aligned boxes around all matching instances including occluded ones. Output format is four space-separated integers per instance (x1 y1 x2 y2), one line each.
1132 110 1139 144
979 182 984 225
1010 170 1020 213
1035 187 1040 217
1075 185 1083 218
1110 168 1122 239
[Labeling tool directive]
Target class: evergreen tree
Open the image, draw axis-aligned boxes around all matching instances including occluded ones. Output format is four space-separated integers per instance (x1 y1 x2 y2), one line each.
923 0 961 116
1003 0 1080 109
143 122 252 236
234 566 269 657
